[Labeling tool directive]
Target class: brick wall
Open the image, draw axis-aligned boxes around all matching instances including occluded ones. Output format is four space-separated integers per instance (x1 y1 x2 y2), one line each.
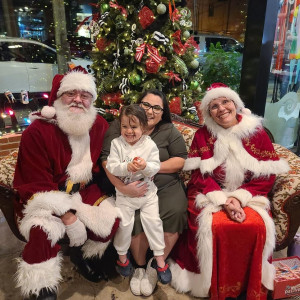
0 133 21 159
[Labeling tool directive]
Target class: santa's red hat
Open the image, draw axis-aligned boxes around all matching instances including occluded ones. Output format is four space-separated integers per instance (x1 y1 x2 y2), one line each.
200 83 251 121
41 67 97 118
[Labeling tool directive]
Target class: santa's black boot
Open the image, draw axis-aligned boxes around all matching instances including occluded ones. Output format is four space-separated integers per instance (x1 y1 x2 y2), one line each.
26 288 57 300
69 246 103 282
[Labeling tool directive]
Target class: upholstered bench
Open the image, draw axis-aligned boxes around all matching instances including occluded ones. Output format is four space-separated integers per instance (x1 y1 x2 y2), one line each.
0 118 300 251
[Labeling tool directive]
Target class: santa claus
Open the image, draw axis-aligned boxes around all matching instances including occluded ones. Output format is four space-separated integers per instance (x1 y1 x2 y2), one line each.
13 68 120 300
169 83 290 299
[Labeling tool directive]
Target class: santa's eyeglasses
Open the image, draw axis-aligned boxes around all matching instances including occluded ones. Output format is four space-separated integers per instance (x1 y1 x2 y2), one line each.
63 90 93 101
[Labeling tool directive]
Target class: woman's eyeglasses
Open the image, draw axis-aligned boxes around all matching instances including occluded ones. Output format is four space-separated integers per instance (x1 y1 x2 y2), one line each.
209 99 233 112
63 90 93 101
140 101 164 114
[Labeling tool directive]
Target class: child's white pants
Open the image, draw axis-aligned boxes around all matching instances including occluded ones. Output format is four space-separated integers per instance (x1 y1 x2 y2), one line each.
114 186 165 257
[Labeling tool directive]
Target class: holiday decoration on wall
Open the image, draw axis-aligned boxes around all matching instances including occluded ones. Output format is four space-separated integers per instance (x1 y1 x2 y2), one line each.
89 0 203 121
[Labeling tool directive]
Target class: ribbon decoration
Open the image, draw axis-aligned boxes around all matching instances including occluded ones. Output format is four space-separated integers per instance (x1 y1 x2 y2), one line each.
98 12 109 27
135 43 146 62
88 12 109 42
102 91 123 105
89 20 99 42
171 8 181 22
172 30 200 55
172 30 186 55
182 94 187 107
97 108 120 116
145 58 160 73
185 36 200 52
147 44 167 65
129 24 137 51
75 12 99 33
165 71 182 86
153 31 170 45
75 3 100 33
168 0 181 22
182 79 188 90
113 46 120 76
135 43 167 73
119 78 130 94
109 1 128 17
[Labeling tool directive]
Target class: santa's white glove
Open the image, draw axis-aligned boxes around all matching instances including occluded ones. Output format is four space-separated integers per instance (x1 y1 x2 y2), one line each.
65 218 87 247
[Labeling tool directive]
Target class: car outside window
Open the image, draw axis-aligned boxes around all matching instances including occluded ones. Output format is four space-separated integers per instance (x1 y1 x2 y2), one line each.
22 43 57 64
0 42 27 62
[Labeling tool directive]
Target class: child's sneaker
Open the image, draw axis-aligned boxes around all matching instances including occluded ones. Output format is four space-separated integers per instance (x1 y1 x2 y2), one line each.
116 258 134 277
130 268 145 296
151 259 172 284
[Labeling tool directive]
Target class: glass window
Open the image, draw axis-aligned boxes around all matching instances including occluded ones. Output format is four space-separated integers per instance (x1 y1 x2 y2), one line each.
264 0 300 151
0 42 26 62
188 0 247 92
22 43 57 64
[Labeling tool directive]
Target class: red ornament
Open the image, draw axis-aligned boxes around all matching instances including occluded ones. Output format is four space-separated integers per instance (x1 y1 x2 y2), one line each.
109 1 127 17
145 58 160 73
138 6 155 29
165 71 181 86
169 97 182 115
172 30 186 55
102 91 123 105
96 38 111 51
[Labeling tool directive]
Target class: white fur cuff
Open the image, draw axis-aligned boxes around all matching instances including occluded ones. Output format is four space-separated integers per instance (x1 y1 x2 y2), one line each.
169 258 210 297
23 191 73 217
262 262 275 290
206 190 227 206
82 240 111 259
19 191 72 243
183 157 201 171
226 189 253 207
15 253 63 297
72 194 120 239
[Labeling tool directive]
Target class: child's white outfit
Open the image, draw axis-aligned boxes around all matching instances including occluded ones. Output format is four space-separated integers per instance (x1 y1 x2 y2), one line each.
106 135 165 257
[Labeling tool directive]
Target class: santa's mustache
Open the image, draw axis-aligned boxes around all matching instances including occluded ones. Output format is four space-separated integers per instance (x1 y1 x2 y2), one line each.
68 103 88 112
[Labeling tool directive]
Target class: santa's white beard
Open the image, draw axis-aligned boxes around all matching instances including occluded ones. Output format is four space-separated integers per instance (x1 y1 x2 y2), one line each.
54 98 97 136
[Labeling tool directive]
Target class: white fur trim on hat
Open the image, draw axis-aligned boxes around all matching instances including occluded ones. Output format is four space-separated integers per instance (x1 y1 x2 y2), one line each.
41 105 56 118
57 71 97 101
200 87 245 120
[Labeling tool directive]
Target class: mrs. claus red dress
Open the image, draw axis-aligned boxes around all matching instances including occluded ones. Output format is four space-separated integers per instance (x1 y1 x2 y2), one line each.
170 113 289 299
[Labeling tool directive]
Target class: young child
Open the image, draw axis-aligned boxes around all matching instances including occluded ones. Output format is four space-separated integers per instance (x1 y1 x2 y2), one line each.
106 104 172 287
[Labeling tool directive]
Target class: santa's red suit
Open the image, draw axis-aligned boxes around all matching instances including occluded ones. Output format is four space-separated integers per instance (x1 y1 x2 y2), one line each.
13 70 120 298
169 85 290 300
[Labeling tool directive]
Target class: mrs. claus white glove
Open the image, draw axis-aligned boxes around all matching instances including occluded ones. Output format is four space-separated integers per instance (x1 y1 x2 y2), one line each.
65 218 87 247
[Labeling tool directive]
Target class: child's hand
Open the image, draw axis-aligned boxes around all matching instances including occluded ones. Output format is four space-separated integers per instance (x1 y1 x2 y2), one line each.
132 157 146 170
127 162 138 172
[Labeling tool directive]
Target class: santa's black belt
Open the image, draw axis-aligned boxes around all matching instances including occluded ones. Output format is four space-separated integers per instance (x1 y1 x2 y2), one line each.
59 180 86 195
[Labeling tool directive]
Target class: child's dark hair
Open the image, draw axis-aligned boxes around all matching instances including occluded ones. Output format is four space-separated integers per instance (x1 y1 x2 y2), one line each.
119 104 148 129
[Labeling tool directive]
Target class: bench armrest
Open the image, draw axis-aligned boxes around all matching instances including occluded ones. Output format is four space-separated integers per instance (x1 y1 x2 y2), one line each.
271 144 300 251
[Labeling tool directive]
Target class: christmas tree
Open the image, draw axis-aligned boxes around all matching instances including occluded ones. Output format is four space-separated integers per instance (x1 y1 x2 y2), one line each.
88 0 202 121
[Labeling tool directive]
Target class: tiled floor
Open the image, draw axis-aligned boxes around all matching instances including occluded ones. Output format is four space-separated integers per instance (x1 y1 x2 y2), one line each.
0 211 197 300
0 210 298 300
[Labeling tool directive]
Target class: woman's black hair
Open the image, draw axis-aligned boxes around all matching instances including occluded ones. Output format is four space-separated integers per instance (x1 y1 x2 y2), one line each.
137 89 172 123
119 104 148 129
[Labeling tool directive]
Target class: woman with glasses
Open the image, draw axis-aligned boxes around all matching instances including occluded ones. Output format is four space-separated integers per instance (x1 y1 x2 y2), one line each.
101 89 187 296
169 83 289 300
